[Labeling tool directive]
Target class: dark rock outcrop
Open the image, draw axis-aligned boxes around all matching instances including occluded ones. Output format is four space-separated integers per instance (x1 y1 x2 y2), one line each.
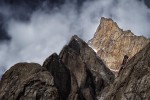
60 35 115 96
0 63 58 100
60 45 96 99
99 42 150 100
43 53 71 100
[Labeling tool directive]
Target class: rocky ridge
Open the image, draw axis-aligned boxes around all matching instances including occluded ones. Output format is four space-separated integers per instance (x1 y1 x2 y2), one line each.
0 35 114 100
89 17 150 72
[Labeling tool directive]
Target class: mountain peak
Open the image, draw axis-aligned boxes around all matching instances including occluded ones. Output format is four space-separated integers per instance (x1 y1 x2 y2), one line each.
60 35 114 95
97 17 120 33
68 35 88 54
98 17 137 37
89 17 150 73
69 35 87 46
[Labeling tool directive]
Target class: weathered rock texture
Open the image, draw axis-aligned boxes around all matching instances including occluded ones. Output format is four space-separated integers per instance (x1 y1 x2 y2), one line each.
89 17 150 71
99 42 150 100
0 63 58 100
60 35 115 97
60 45 96 99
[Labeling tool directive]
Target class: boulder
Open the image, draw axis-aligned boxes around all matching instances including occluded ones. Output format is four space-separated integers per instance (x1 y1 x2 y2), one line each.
0 63 58 100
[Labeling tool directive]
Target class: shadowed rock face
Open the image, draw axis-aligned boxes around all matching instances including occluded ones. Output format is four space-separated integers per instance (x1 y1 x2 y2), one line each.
89 17 150 72
0 63 58 100
60 35 115 96
43 53 71 100
99 42 150 100
60 45 96 99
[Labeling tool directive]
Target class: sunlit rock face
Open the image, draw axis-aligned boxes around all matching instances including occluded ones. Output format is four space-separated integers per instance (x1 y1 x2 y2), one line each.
89 17 150 72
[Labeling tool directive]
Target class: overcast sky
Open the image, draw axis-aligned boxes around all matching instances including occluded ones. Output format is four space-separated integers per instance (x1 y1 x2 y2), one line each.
0 0 150 76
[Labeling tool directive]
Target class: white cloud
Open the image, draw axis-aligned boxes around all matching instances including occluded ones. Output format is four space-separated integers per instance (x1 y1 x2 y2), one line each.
0 0 150 76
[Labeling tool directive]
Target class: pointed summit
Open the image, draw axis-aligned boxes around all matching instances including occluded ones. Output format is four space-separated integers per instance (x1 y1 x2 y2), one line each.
60 35 115 96
89 17 150 73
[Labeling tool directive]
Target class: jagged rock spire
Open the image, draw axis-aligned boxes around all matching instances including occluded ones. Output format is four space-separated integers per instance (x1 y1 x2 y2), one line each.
89 17 150 73
60 35 115 96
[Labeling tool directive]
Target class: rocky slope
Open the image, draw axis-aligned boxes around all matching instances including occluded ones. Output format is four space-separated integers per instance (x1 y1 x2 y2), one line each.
89 17 150 72
99 42 150 100
0 35 114 100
